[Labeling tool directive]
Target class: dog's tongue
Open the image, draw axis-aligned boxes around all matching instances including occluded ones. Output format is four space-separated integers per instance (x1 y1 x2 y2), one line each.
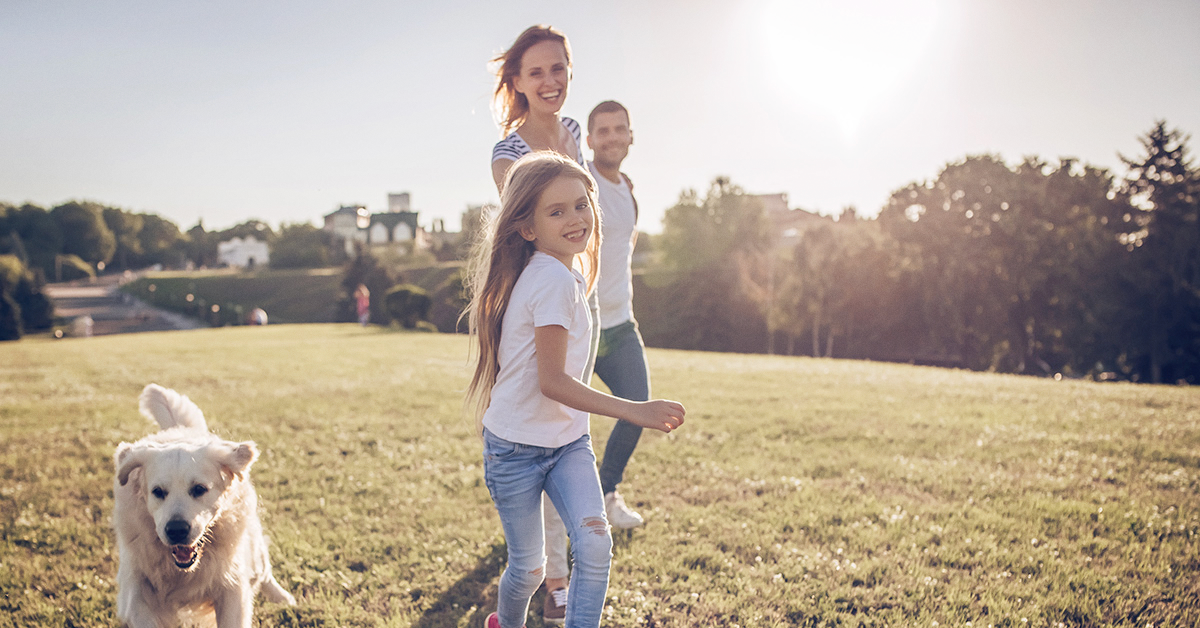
172 545 194 563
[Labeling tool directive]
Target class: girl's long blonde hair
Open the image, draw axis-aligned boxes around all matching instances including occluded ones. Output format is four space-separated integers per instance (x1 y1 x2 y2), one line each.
463 152 601 431
491 24 572 137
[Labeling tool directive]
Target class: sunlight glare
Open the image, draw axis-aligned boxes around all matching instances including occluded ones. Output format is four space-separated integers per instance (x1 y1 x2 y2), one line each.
761 0 940 141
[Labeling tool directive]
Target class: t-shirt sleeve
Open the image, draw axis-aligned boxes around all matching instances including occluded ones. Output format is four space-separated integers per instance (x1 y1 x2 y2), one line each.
528 265 579 330
492 136 524 164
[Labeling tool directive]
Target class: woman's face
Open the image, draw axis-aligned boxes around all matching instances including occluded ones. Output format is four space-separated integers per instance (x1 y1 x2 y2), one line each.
513 40 570 116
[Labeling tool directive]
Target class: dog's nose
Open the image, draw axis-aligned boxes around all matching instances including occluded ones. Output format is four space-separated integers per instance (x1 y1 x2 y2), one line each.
164 519 190 544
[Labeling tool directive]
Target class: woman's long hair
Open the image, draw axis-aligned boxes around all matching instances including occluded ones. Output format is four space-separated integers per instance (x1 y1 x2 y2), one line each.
463 152 601 431
491 24 572 137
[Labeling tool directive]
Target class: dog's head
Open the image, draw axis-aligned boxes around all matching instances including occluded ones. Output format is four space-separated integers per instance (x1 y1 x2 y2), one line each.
115 437 258 571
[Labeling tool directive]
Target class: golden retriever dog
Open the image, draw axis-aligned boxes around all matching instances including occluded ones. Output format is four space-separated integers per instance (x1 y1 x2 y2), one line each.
113 384 296 627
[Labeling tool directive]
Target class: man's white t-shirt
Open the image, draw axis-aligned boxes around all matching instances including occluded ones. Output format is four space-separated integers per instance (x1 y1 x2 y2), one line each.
482 252 593 448
588 162 636 328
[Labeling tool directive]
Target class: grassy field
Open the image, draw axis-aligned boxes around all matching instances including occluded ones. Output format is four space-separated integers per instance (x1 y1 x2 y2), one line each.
2 326 1199 627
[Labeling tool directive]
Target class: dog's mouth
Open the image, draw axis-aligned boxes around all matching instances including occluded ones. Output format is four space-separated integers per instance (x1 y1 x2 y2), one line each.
171 543 201 570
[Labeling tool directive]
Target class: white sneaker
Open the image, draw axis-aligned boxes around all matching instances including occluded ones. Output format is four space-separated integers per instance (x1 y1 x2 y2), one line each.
604 491 644 529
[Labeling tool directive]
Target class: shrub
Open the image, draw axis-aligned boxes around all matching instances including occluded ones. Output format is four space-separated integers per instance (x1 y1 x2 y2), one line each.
385 284 432 329
0 292 21 340
0 255 53 335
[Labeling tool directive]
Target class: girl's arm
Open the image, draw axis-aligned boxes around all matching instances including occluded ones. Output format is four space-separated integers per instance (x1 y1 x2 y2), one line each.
534 325 684 433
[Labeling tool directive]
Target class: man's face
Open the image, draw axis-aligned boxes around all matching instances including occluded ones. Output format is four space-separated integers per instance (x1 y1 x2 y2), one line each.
587 110 633 169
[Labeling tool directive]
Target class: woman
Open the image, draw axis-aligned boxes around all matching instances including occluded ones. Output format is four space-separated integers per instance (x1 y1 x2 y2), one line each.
491 25 586 190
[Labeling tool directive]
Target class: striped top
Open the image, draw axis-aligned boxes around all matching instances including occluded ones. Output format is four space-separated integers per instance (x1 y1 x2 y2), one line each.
491 117 584 166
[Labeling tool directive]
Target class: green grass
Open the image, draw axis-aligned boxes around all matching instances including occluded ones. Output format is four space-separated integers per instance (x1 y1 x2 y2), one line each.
2 326 1199 627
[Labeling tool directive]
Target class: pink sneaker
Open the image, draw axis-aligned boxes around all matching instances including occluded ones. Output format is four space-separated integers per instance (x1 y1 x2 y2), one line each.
485 612 525 628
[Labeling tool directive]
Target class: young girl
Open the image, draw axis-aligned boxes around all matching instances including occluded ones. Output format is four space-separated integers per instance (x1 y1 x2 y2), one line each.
464 152 685 628
354 284 370 326
488 25 595 623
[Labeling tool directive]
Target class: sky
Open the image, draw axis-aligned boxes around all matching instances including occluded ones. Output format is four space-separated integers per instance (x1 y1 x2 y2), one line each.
3 1 1199 234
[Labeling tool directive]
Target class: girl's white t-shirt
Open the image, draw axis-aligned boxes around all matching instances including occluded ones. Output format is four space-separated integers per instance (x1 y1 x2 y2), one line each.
482 252 593 448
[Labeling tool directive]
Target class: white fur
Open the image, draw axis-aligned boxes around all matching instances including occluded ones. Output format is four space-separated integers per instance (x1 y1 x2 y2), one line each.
113 384 296 628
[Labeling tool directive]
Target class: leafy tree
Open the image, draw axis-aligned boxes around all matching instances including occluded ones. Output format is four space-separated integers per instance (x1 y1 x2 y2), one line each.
185 222 218 268
218 220 275 243
1118 121 1200 383
651 177 773 352
50 201 116 269
102 206 144 271
772 219 904 359
1 204 62 279
271 223 331 269
137 214 187 268
1022 159 1134 376
877 154 1134 374
0 255 55 338
0 203 28 264
0 255 53 332
0 290 19 340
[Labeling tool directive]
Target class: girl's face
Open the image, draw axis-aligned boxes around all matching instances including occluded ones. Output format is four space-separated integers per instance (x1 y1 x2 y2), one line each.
513 40 570 116
520 175 593 267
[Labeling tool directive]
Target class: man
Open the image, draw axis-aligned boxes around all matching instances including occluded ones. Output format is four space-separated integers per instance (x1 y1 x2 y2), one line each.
542 100 650 624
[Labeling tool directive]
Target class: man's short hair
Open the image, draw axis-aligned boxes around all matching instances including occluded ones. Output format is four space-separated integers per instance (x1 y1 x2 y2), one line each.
587 100 630 133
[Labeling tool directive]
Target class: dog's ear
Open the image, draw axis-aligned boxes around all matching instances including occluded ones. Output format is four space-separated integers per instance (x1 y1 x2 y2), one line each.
115 443 147 487
220 441 260 481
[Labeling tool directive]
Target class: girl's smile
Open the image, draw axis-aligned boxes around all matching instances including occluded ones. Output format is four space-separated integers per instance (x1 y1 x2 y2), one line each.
521 175 594 267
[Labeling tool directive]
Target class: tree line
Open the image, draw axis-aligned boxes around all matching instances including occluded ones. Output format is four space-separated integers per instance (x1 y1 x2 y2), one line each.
0 201 343 280
638 121 1199 384
0 201 343 338
5 121 1197 384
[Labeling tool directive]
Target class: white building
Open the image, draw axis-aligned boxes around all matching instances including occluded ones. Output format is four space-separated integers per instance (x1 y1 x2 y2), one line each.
324 205 371 256
217 235 270 269
323 193 428 256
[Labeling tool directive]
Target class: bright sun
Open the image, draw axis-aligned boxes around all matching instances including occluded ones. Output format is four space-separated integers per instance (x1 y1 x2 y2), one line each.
761 0 940 140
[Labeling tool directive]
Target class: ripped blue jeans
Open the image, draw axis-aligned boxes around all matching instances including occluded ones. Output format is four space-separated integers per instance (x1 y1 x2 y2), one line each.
483 429 612 628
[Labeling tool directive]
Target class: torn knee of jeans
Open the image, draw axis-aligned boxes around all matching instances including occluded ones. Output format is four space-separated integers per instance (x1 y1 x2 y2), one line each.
583 516 608 535
529 565 544 577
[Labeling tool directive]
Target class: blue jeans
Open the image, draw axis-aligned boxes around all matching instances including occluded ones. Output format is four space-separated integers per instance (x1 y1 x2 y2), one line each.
594 320 651 495
483 429 612 628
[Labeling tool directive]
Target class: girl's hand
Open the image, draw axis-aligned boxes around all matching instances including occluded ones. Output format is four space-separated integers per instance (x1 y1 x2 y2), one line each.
626 400 686 433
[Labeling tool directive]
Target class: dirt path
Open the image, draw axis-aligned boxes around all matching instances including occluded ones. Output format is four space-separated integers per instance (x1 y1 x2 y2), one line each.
44 274 203 336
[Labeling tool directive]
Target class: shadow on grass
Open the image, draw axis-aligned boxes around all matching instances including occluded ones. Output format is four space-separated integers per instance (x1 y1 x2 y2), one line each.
412 542 507 628
412 529 639 628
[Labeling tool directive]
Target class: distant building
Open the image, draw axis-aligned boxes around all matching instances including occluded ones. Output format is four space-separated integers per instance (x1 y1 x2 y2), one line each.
217 235 270 269
425 218 459 258
388 193 411 212
322 192 431 257
323 205 371 256
368 211 422 248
